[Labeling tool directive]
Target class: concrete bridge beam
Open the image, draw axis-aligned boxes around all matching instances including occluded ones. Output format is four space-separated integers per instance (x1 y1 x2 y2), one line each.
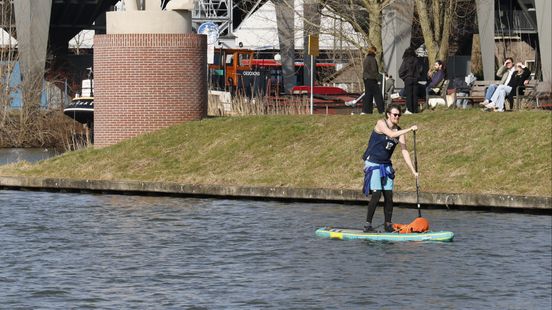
274 0 295 94
382 1 414 89
535 0 551 91
13 0 51 81
476 0 495 81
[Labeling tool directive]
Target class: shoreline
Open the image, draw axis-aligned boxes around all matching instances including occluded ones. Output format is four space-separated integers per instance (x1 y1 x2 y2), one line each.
1 176 550 213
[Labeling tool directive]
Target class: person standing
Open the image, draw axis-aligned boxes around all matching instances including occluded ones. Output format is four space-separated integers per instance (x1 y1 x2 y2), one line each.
399 47 423 114
362 47 384 114
361 104 418 232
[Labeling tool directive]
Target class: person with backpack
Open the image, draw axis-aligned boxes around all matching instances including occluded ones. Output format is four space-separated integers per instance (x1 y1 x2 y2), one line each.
399 48 423 114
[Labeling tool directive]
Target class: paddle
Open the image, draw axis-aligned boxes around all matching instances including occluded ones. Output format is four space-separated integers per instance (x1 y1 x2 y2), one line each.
413 130 422 217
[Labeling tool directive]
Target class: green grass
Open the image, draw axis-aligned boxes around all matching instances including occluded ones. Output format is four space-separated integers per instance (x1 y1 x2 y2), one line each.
1 109 551 197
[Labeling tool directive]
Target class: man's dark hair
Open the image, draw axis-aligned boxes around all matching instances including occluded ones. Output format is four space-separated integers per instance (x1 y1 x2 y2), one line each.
385 104 402 118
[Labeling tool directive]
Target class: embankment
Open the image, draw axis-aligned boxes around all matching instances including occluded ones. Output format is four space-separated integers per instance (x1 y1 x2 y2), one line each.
0 110 550 210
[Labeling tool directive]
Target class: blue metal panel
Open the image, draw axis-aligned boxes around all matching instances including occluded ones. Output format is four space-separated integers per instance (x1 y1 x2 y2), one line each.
5 62 48 109
9 62 22 108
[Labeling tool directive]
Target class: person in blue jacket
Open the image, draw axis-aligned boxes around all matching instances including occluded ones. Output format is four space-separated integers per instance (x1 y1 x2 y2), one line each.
361 104 418 232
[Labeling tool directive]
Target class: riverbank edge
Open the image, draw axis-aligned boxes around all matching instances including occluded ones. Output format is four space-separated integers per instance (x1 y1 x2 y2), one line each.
1 176 550 212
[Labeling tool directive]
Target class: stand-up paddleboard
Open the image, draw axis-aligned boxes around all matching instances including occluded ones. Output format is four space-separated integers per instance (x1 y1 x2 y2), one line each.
315 227 454 242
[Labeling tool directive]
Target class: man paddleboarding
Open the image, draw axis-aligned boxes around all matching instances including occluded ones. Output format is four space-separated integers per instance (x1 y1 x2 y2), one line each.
361 104 418 232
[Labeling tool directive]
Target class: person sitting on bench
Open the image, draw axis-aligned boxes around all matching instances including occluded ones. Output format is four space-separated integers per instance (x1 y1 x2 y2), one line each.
424 60 445 110
480 57 515 107
483 63 531 112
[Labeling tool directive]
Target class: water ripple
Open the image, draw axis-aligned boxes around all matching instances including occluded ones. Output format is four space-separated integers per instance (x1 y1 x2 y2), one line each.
0 190 550 309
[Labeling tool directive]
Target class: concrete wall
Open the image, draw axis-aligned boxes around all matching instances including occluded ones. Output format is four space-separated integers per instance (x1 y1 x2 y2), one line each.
1 176 550 211
13 0 51 79
535 0 551 91
106 10 192 34
476 0 495 81
382 1 414 89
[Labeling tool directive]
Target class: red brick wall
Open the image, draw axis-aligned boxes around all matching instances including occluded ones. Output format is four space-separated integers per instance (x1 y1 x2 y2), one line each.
93 33 207 147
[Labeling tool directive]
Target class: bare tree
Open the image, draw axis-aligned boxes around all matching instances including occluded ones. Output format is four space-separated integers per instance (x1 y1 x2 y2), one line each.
322 0 395 71
415 0 456 65
69 29 94 55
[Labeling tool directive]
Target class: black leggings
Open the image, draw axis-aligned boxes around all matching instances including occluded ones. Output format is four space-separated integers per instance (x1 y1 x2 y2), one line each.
366 190 394 223
404 78 419 113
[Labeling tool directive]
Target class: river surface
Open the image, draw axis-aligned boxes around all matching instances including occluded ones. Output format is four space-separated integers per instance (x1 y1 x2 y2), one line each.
0 148 59 165
0 190 550 309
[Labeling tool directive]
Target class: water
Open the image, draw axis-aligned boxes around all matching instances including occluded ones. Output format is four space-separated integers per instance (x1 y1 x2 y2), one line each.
0 148 58 164
0 190 550 309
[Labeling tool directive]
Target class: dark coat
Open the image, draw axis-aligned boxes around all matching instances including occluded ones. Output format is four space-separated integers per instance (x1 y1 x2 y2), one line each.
399 56 423 81
507 67 531 90
363 55 380 80
507 67 531 98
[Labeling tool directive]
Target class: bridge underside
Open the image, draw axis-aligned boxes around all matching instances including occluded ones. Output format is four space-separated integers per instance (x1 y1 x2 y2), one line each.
49 0 119 53
48 0 260 56
12 0 552 96
14 0 263 88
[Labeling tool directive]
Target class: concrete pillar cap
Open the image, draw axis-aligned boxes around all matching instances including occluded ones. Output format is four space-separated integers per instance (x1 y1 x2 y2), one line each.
165 0 193 11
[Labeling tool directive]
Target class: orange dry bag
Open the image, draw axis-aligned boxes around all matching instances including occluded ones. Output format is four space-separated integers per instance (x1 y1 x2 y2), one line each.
392 217 430 234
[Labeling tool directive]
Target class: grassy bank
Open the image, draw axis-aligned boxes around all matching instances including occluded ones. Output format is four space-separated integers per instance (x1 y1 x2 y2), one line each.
1 109 550 197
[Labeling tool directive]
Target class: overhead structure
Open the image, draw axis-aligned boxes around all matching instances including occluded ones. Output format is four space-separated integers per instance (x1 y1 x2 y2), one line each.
535 0 551 91
274 0 295 94
13 0 51 108
11 0 552 96
476 0 495 82
193 0 234 37
475 0 550 90
382 0 414 89
192 0 275 42
48 0 118 53
13 0 51 80
13 0 118 107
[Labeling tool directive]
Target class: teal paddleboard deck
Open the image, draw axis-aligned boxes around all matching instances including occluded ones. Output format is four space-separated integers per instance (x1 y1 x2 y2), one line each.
316 227 454 242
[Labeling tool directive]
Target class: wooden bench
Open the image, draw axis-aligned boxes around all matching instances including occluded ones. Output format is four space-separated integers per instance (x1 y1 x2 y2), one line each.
458 80 498 106
392 81 448 111
509 79 539 110
425 79 450 109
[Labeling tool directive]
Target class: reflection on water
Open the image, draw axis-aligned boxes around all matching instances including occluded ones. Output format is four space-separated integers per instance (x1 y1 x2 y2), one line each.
0 190 550 309
0 148 58 164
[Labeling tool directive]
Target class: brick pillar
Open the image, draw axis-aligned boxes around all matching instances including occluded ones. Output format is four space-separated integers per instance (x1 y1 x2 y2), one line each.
93 33 207 147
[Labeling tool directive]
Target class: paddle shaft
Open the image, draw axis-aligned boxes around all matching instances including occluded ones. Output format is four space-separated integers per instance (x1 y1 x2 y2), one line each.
413 131 422 217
